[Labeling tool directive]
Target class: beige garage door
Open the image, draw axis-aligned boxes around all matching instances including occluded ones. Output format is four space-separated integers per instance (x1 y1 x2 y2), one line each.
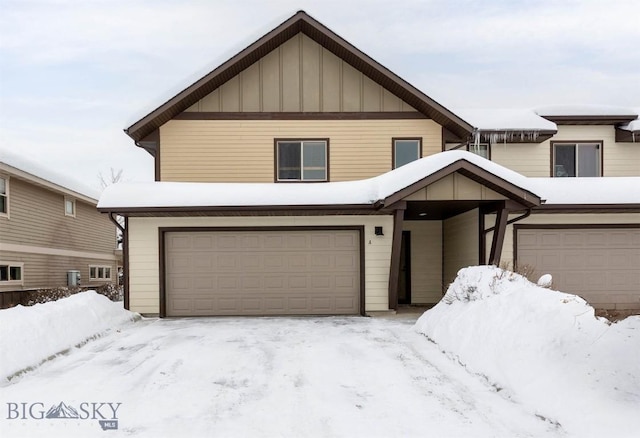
516 227 640 308
164 229 361 316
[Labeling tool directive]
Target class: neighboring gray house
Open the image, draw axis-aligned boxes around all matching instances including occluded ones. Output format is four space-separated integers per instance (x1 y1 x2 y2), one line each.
0 149 120 298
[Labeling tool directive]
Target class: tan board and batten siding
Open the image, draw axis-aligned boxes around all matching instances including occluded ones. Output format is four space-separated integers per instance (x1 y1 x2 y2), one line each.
491 125 640 177
165 229 360 316
127 216 393 315
184 34 417 114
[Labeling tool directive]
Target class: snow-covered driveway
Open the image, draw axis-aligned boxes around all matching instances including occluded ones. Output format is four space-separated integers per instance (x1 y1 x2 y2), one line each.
1 316 560 437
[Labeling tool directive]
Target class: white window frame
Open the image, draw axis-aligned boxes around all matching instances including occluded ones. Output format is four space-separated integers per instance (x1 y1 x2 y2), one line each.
0 261 24 286
276 140 328 182
89 265 112 281
64 196 76 217
552 142 602 177
0 175 9 218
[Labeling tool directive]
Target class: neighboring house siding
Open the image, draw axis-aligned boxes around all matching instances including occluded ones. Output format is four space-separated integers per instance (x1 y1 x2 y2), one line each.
443 209 479 287
402 221 442 304
127 215 393 315
491 125 639 177
160 119 442 182
184 34 417 114
0 177 115 253
0 250 116 291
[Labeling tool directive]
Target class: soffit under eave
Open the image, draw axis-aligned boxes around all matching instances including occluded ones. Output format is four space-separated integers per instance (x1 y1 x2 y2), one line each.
125 12 473 142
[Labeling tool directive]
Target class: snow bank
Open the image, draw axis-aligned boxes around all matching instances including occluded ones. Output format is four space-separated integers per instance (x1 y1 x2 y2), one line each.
0 291 139 381
414 266 640 437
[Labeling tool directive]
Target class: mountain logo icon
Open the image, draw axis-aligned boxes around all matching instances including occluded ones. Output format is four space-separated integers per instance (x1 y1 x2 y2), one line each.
45 402 80 419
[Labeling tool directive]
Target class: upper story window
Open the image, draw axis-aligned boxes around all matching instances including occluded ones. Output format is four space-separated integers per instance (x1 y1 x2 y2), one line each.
276 140 328 182
393 138 422 169
0 177 8 217
0 262 23 285
553 142 601 177
468 143 489 159
64 197 76 217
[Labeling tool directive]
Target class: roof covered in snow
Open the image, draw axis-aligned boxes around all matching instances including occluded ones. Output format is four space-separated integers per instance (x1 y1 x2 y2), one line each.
619 109 640 132
535 104 638 118
0 148 100 201
98 151 539 210
455 108 557 132
530 177 640 205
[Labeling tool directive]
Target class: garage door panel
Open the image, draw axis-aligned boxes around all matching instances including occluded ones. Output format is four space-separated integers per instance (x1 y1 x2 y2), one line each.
517 227 640 307
165 229 360 316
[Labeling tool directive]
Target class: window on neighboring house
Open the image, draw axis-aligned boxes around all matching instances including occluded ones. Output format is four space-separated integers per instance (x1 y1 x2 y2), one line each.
468 143 490 159
393 138 422 169
553 143 601 177
0 177 8 216
89 265 112 281
0 262 23 285
64 197 76 217
276 140 328 181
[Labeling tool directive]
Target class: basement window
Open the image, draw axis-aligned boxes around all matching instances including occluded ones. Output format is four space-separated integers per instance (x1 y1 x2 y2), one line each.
0 262 23 285
90 265 112 281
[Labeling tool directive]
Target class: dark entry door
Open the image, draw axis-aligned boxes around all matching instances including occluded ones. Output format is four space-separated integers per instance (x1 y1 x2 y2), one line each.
398 231 411 304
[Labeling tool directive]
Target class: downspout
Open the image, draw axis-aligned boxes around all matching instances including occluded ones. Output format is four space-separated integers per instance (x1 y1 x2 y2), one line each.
108 212 129 310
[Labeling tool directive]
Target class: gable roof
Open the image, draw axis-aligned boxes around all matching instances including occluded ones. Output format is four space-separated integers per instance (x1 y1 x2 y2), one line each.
97 151 542 214
0 148 100 203
125 10 474 143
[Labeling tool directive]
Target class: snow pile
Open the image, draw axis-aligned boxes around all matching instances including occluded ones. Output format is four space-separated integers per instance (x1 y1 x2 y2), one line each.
535 104 638 117
414 266 640 437
0 291 139 381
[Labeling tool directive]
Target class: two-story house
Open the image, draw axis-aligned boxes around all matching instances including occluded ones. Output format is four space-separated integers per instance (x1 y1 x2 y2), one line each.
98 11 639 317
0 149 120 304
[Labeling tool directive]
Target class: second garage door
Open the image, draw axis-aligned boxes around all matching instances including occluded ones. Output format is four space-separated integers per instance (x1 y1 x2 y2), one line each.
516 226 640 309
164 229 361 316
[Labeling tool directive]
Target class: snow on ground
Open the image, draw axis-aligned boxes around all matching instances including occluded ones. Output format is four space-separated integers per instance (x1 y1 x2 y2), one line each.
1 276 638 437
415 266 640 438
0 291 139 380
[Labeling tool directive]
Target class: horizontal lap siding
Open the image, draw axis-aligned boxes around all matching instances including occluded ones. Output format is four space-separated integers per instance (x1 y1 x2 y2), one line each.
160 119 442 182
491 125 638 177
128 216 393 315
0 250 116 291
0 177 116 253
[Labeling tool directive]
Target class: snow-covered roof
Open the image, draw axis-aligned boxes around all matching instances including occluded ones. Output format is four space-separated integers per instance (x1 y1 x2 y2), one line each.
454 108 557 131
530 177 640 205
0 148 100 202
535 104 638 118
98 151 537 209
619 109 640 132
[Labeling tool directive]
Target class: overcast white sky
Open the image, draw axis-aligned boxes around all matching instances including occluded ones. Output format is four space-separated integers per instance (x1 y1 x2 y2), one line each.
1 0 639 191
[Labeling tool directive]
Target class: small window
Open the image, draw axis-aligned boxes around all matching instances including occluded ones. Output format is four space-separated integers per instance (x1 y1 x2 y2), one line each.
0 262 23 285
276 140 328 181
468 143 489 159
89 265 112 281
393 138 421 169
553 143 601 177
0 177 8 216
64 197 76 217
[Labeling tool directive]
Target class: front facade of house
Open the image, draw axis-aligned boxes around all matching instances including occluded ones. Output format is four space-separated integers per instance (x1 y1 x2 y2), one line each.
0 152 120 297
100 11 640 317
